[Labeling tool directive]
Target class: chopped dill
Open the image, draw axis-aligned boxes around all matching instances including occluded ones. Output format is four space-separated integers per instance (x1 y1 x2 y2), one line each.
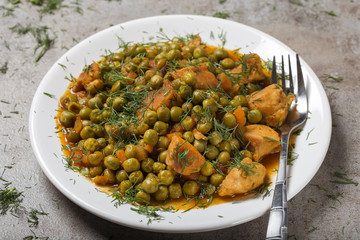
212 12 230 19
308 142 318 145
308 226 318 233
309 184 328 192
330 171 359 186
320 74 343 82
306 128 314 140
253 182 272 200
0 62 9 74
43 92 56 99
289 0 304 7
0 181 24 216
326 192 343 203
27 205 48 227
326 11 337 17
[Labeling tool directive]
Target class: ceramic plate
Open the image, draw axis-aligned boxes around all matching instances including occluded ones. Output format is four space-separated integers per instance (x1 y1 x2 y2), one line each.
29 15 332 233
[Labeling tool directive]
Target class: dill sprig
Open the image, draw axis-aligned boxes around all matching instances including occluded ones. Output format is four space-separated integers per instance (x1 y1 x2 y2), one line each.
212 12 230 19
253 182 272 200
27 205 48 227
320 74 343 82
0 61 9 74
226 148 258 176
0 182 24 216
9 23 55 62
330 172 359 186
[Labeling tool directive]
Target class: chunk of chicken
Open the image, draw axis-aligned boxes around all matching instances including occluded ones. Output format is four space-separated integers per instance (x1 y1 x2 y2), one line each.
243 124 280 161
73 62 102 92
218 157 266 197
247 84 294 127
171 64 219 90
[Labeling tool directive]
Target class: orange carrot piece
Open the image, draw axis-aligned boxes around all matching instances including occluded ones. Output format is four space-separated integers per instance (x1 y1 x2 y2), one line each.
115 150 127 164
232 106 246 128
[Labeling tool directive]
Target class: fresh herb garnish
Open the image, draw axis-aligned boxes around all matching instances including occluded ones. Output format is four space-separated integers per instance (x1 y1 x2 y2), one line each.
330 172 359 186
27 205 48 227
0 62 9 74
212 12 230 19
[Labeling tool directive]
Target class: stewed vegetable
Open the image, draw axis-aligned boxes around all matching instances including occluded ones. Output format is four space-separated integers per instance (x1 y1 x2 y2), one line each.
57 34 294 210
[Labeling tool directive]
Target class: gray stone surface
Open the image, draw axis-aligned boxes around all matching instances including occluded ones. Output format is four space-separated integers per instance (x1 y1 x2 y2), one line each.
0 0 359 239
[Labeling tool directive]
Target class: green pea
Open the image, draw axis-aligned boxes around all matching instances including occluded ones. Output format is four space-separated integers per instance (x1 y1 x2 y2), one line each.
157 106 170 122
93 125 105 138
157 170 174 186
220 58 235 69
183 181 200 196
219 97 229 107
213 48 229 61
104 155 121 170
150 75 163 89
89 109 104 124
169 183 183 199
193 139 207 153
68 102 81 114
115 169 128 182
143 129 159 146
183 71 197 87
233 95 247 107
179 85 193 100
67 129 81 143
158 150 168 163
200 161 215 177
240 150 253 159
182 102 193 112
196 120 213 134
97 138 106 149
60 93 77 108
222 112 237 127
218 141 231 152
80 126 95 140
79 107 92 120
209 131 223 146
247 109 262 123
88 151 104 166
171 78 183 90
141 177 158 194
218 151 231 165
135 191 151 203
112 96 127 112
170 106 183 122
192 105 203 115
205 145 219 160
60 110 76 128
229 99 241 108
111 80 125 93
144 110 158 126
137 123 149 135
152 162 166 173
183 131 194 143
104 168 116 184
229 138 241 150
202 98 218 113
125 144 137 158
198 175 208 182
156 136 170 149
104 144 114 156
181 116 194 131
89 166 103 177
122 158 140 173
119 180 132 194
84 138 100 152
154 121 168 135
192 89 205 104
210 173 224 186
129 170 144 184
193 47 206 59
153 185 169 201
166 49 181 60
88 96 103 109
141 158 154 173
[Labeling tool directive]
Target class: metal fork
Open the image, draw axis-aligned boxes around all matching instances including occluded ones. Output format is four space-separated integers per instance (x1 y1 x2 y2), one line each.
265 54 308 240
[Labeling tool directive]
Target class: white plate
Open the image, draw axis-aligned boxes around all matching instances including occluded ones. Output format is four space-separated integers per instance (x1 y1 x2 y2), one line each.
29 15 332 233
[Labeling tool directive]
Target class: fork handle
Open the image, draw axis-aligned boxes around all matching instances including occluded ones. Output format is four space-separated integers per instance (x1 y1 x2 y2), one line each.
266 133 290 240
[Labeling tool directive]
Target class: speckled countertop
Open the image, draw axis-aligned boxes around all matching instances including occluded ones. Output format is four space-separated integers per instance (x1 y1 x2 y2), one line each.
0 0 359 239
